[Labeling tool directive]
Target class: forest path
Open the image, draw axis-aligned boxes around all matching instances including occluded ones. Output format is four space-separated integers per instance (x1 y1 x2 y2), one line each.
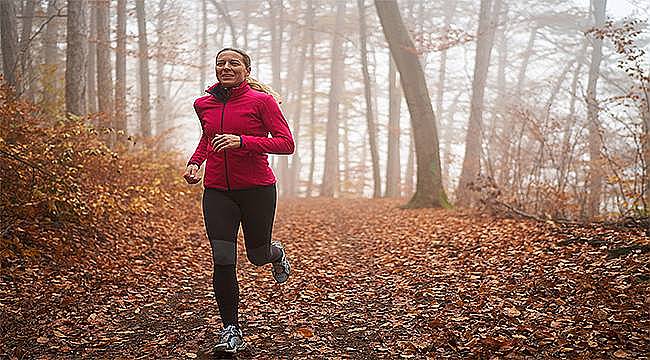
2 198 648 359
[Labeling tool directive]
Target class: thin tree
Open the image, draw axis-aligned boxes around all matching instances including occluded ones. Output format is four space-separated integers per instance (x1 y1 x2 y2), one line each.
358 0 381 198
557 41 588 195
115 0 127 133
42 0 61 113
320 2 346 197
375 0 449 208
96 0 113 128
456 0 502 206
585 0 607 217
384 57 401 197
65 0 88 116
306 0 317 196
87 0 97 113
0 1 19 92
155 0 169 136
288 24 307 197
641 81 650 214
208 0 237 47
200 0 207 92
436 0 457 188
405 131 415 196
136 0 151 136
270 0 289 196
19 0 36 101
514 25 539 96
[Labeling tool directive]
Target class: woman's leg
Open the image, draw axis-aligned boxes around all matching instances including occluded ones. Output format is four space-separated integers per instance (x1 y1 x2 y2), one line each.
235 184 282 265
202 188 242 326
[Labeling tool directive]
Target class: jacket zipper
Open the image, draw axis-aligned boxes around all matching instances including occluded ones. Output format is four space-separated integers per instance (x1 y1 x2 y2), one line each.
220 102 231 191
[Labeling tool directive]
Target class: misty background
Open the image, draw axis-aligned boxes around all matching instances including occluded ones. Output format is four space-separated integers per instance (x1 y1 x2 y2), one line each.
1 0 649 219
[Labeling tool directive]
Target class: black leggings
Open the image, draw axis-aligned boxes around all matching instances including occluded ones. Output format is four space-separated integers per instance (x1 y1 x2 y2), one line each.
202 184 282 326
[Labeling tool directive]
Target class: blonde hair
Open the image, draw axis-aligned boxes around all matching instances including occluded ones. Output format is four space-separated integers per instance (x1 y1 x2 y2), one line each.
247 76 282 104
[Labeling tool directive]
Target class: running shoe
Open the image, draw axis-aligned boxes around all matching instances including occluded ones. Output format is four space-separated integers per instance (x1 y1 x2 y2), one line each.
271 242 291 284
214 324 245 353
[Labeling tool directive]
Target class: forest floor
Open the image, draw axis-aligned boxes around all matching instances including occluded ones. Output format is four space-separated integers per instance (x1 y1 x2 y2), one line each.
1 198 649 359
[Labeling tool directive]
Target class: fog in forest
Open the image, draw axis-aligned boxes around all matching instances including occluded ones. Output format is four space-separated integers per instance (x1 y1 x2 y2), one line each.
1 0 649 219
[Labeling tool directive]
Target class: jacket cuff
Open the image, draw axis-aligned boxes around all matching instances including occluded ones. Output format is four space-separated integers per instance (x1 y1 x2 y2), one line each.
239 135 244 148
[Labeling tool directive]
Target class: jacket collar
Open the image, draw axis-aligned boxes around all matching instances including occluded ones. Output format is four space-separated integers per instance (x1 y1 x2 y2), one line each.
206 81 250 103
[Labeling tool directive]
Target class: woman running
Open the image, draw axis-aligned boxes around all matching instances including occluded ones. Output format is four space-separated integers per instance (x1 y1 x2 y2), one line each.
183 47 293 354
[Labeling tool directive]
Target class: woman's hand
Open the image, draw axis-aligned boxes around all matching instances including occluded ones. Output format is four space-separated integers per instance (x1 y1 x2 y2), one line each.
211 134 241 152
183 164 201 184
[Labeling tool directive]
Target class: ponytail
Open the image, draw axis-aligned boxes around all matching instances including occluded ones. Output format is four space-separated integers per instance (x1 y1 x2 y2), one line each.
246 76 282 104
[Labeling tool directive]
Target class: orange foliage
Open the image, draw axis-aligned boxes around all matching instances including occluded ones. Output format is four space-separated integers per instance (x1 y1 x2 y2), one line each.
0 83 200 262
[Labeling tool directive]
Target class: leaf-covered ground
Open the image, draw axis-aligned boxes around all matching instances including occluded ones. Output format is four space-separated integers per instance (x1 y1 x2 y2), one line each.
2 198 649 359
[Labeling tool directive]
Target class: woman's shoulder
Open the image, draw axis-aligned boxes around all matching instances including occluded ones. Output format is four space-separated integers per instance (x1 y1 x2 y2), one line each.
193 94 213 109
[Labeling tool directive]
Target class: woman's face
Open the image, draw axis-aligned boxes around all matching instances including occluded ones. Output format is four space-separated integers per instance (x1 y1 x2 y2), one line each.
215 50 250 88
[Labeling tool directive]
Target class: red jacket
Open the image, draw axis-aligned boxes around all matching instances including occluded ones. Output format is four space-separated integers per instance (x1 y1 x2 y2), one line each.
188 81 294 190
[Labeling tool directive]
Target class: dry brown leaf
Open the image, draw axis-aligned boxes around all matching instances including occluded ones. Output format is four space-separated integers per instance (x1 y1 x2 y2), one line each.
296 327 314 338
613 350 629 358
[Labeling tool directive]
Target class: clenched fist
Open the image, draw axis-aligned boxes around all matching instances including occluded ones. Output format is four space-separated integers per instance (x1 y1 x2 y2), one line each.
183 164 201 184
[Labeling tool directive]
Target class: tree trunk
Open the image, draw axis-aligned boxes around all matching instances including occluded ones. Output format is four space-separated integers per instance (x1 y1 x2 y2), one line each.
19 0 36 101
288 30 307 197
65 0 87 116
495 13 511 186
557 41 587 195
385 57 401 197
270 0 289 196
358 0 381 198
44 0 60 67
359 135 368 195
437 0 457 190
306 0 316 197
342 110 350 193
115 0 127 133
96 0 113 128
375 0 449 208
443 92 461 190
136 0 151 137
208 0 237 47
456 0 501 207
1 1 19 92
155 0 169 136
41 0 61 113
86 0 97 113
585 0 606 218
242 2 250 49
405 131 415 196
642 78 650 212
514 26 538 96
200 0 207 92
320 2 345 197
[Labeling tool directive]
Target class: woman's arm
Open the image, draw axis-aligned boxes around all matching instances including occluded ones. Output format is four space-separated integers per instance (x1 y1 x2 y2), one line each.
240 96 295 155
187 102 209 166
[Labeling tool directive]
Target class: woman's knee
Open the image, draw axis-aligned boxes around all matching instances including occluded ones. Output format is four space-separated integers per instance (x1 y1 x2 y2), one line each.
211 240 237 266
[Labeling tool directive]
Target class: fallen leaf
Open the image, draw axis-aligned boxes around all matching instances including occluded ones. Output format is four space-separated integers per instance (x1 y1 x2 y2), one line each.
506 307 521 317
614 350 629 358
296 327 314 338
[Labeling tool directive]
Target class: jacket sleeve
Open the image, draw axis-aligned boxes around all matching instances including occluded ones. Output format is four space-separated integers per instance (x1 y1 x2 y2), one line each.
187 102 209 166
240 96 295 155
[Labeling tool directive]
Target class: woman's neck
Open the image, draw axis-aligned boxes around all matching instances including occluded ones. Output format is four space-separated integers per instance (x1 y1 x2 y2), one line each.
222 80 245 89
